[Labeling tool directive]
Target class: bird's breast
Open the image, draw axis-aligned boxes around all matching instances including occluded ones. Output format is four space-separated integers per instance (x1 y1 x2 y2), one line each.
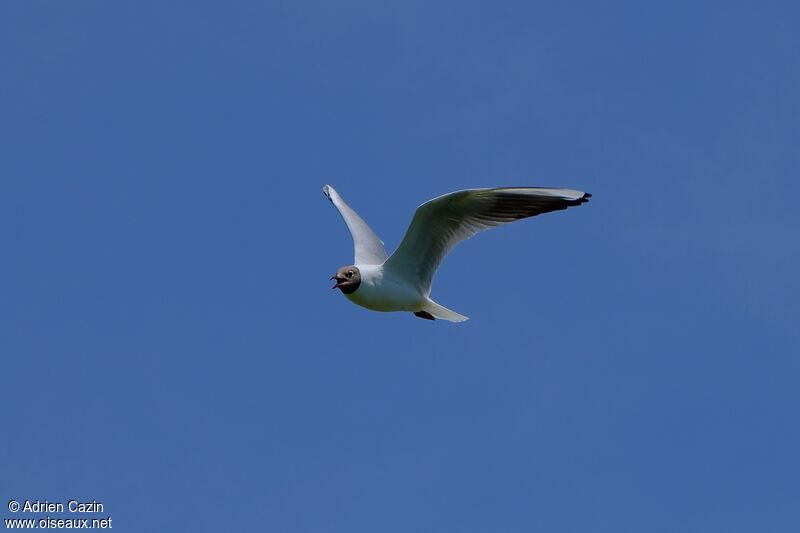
345 267 423 312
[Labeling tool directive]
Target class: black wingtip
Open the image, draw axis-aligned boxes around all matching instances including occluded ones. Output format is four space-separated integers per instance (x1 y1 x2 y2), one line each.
563 192 591 208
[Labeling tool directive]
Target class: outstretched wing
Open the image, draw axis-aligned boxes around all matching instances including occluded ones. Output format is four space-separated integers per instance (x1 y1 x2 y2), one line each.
323 185 388 265
383 187 591 292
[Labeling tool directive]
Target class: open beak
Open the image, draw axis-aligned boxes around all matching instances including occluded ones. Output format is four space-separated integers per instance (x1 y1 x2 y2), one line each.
330 275 343 289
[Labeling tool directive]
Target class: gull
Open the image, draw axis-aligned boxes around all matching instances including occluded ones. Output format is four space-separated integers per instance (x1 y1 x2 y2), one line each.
324 184 591 322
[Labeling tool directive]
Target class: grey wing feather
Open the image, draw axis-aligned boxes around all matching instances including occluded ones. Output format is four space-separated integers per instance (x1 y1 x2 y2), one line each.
383 187 591 293
323 185 388 265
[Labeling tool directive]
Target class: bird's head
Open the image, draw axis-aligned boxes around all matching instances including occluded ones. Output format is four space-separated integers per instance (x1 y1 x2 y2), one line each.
331 265 361 294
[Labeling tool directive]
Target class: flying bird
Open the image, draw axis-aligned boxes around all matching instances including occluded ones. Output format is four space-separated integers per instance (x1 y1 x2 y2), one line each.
324 184 591 322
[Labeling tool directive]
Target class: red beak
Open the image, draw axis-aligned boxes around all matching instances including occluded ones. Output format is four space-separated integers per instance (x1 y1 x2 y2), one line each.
331 275 341 289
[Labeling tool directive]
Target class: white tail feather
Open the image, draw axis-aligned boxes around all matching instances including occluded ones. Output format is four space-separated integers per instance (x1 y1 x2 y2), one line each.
423 299 469 322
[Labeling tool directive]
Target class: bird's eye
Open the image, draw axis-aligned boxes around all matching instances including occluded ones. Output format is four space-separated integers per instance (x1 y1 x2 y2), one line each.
347 271 353 277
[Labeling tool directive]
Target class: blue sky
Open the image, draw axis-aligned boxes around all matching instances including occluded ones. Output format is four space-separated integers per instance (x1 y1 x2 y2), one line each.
2 1 799 531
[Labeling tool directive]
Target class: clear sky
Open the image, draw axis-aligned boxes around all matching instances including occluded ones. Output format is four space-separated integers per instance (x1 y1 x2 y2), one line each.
2 1 799 531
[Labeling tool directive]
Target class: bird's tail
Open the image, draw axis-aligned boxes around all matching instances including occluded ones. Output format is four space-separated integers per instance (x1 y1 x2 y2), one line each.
423 298 469 323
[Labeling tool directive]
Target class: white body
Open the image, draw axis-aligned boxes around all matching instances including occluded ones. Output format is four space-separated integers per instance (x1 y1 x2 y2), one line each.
344 264 426 312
